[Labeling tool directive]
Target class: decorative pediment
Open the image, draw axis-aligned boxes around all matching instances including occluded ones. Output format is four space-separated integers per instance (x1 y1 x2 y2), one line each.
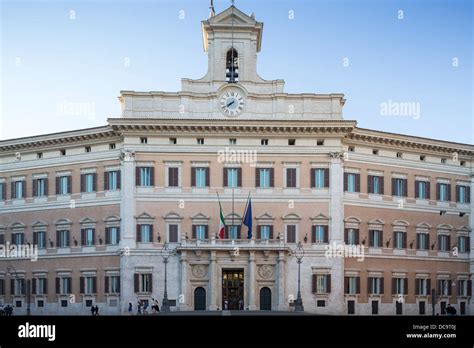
456 225 471 233
392 220 409 227
31 220 48 228
79 217 97 224
344 216 361 224
256 212 274 221
416 222 432 229
437 224 453 231
104 215 121 223
282 213 301 221
192 213 210 221
9 221 26 229
163 212 183 221
136 212 155 220
55 218 72 226
311 213 330 222
368 218 384 225
0 224 6 231
208 6 257 26
224 213 241 224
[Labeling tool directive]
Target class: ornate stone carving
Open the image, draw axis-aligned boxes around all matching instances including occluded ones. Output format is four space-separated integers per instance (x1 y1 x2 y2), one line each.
192 264 208 279
120 150 135 162
329 151 345 160
258 264 274 279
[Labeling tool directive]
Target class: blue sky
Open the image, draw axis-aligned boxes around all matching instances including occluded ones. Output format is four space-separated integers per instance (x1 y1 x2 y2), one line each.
1 0 472 143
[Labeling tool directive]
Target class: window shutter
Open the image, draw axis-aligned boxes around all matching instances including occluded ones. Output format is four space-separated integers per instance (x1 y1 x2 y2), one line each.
312 274 317 293
149 274 153 293
269 226 273 239
92 228 95 245
255 168 260 187
150 167 155 186
404 278 408 295
237 168 242 187
134 274 139 293
286 168 294 187
391 178 396 196
136 167 140 186
415 181 419 198
426 234 430 251
55 177 60 194
93 277 97 293
56 231 60 248
10 279 14 295
205 168 210 187
355 229 360 245
324 168 329 188
32 278 37 295
323 226 329 243
367 277 372 294
104 171 109 190
310 168 315 188
447 235 451 251
105 276 109 294
117 276 121 293
467 237 470 252
20 279 25 295
402 232 407 249
355 174 360 192
67 176 71 194
11 181 15 199
403 179 408 197
66 231 70 247
117 171 121 189
1 183 5 200
436 183 440 200
149 225 154 241
344 228 348 244
426 182 430 199
326 275 331 293
136 224 141 242
344 277 348 294
392 278 397 295
257 226 261 239
93 173 97 192
80 174 85 192
33 232 38 246
81 229 86 246
427 279 431 296
237 225 241 239
80 277 84 294
343 173 348 191
311 225 316 243
191 168 196 187
447 280 452 296
415 279 419 295
269 168 274 187
380 277 384 294
356 277 360 294
447 184 451 201
467 280 472 297
43 278 48 295
223 168 228 187
204 225 209 239
438 235 442 251
467 186 470 203
33 179 37 197
367 175 373 194
105 227 110 245
455 185 459 202
368 230 373 247
192 225 196 239
380 177 384 195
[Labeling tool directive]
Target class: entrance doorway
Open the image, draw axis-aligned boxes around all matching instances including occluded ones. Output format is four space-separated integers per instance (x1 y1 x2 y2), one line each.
194 287 206 310
222 269 244 310
259 287 272 310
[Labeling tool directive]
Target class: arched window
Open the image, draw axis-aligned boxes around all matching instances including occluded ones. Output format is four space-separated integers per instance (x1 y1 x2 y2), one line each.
226 48 239 83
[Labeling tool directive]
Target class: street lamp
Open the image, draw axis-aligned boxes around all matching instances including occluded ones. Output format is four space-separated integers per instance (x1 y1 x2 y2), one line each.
293 242 304 312
160 243 176 313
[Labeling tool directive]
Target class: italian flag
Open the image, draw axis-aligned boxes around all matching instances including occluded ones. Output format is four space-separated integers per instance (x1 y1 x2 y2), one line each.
218 194 226 239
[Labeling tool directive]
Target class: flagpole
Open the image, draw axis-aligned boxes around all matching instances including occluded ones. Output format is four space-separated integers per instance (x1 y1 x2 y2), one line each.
239 192 251 230
232 187 234 238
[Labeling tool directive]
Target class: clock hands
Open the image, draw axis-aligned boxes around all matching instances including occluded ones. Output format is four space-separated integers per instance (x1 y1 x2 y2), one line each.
226 99 236 108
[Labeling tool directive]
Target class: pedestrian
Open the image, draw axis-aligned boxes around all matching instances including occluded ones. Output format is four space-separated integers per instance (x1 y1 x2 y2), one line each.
137 300 142 315
95 305 100 316
91 305 95 316
128 302 133 315
154 299 160 313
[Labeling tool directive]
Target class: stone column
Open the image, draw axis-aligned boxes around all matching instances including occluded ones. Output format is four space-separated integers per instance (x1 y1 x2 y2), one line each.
248 251 257 310
277 250 286 310
208 250 218 310
179 251 188 311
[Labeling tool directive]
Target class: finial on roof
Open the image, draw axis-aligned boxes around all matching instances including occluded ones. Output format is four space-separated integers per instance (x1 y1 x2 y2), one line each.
209 0 215 17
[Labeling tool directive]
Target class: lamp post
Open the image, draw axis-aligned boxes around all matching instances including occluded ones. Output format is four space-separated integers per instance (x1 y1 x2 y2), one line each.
293 242 304 312
160 243 176 313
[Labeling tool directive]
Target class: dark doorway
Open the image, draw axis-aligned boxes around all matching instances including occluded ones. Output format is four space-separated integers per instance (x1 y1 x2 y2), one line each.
371 300 378 314
347 300 355 314
396 301 403 315
222 269 244 310
440 301 446 315
460 302 465 315
194 287 206 311
419 301 425 315
260 287 272 311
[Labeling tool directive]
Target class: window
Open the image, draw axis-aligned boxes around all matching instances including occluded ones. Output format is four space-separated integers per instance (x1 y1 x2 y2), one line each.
416 278 430 296
105 227 120 245
81 173 96 193
256 168 273 188
456 185 470 203
288 139 296 146
135 273 152 293
392 178 407 197
168 167 179 187
193 167 209 188
415 180 429 199
420 155 426 161
193 225 207 240
225 48 239 82
0 234 4 244
57 230 70 248
12 232 24 246
286 225 296 243
137 225 153 243
438 234 450 252
286 168 297 188
258 225 272 240
438 279 451 296
313 274 331 294
229 138 237 145
140 137 148 144
197 138 204 145
106 276 120 294
60 149 66 156
368 277 383 295
261 139 268 146
345 228 359 245
37 152 43 159
457 280 469 297
458 236 469 253
344 276 360 294
85 146 91 153
348 146 355 152
396 152 403 158
460 160 466 166
393 278 407 295
11 180 26 199
311 168 329 188
56 277 71 294
225 225 240 239
109 143 116 150
224 168 241 188
312 225 328 244
169 138 177 145
416 233 429 251
33 178 48 197
81 228 95 246
169 224 179 243
441 158 447 164
33 231 46 249
393 231 406 249
368 175 383 194
372 149 379 155
0 279 4 295
369 230 382 248
82 276 97 294
0 183 5 201
317 139 324 146
344 173 360 193
13 279 26 295
105 171 120 190
33 278 47 295
137 167 154 187
437 183 450 201
56 176 71 195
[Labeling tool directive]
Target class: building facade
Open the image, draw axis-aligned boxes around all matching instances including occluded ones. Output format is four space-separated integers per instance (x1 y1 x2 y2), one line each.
0 6 473 315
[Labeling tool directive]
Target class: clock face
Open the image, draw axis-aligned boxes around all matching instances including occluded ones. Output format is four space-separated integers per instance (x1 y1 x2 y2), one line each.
220 91 244 117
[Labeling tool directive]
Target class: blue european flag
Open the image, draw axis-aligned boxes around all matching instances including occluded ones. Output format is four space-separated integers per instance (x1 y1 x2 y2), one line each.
243 198 252 239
